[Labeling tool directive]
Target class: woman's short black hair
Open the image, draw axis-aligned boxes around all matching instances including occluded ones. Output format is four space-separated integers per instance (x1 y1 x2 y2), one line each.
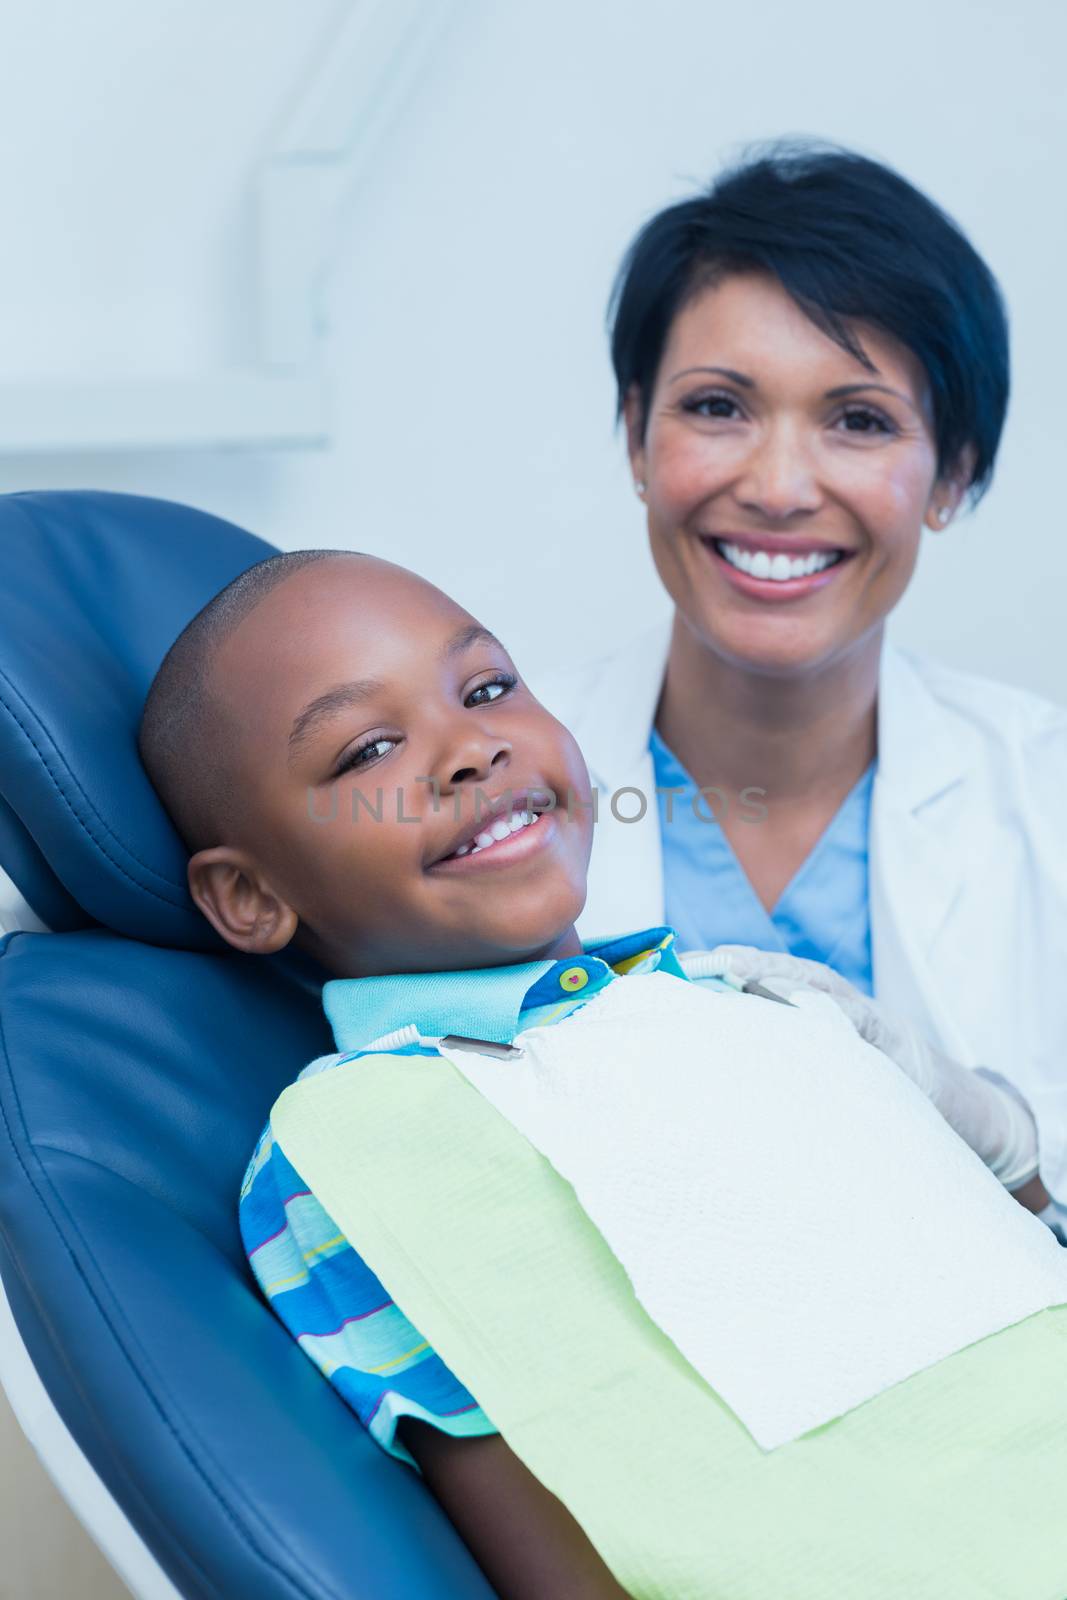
609 139 1010 504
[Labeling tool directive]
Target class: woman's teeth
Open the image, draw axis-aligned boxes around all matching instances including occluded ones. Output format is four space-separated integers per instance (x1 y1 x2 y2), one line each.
452 808 538 858
715 541 842 581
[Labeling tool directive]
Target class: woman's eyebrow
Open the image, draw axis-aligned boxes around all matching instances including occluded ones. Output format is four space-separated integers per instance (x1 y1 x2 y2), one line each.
824 381 917 410
669 365 754 387
668 365 916 411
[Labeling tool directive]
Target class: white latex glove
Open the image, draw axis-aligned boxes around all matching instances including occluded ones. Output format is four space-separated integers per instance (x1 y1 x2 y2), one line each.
683 944 1041 1193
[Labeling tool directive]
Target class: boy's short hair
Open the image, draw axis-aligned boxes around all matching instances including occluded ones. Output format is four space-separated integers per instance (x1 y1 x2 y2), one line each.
138 548 356 851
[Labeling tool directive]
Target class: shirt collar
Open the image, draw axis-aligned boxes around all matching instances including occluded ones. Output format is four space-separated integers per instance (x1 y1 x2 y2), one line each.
323 926 679 1053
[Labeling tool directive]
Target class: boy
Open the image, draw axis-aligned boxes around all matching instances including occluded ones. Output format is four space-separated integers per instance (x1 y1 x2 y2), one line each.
139 549 1067 1600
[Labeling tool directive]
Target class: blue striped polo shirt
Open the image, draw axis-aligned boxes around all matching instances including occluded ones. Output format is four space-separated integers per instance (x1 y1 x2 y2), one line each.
240 926 693 1468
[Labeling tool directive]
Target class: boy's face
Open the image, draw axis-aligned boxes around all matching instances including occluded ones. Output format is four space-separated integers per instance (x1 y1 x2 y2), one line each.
189 556 594 976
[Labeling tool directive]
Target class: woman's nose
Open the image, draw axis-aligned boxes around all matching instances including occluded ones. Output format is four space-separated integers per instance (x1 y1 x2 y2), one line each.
734 420 822 520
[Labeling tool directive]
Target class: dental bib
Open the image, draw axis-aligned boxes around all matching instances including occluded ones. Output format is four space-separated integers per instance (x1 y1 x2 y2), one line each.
272 969 1067 1599
439 970 1067 1447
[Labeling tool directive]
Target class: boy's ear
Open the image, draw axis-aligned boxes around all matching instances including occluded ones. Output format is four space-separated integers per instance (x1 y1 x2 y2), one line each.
187 847 299 955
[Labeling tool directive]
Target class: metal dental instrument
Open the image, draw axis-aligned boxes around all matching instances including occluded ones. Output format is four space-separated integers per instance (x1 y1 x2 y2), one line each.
717 969 798 1007
740 978 797 1007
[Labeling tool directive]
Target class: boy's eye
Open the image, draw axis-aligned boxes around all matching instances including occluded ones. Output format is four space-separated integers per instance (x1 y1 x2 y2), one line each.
465 672 517 707
335 736 397 776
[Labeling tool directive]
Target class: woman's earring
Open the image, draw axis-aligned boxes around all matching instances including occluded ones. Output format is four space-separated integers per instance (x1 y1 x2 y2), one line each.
635 480 646 498
937 506 951 526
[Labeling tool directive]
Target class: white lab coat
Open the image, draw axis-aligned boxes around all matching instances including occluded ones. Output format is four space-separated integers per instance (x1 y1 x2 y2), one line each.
529 621 1067 1198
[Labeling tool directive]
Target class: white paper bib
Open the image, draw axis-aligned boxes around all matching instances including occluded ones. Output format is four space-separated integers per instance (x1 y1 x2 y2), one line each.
438 970 1067 1449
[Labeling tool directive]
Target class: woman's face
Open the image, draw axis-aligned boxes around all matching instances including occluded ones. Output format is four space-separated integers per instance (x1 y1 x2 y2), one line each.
628 270 972 678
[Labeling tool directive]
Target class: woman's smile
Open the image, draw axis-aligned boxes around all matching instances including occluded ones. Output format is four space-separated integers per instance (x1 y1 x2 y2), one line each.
700 531 854 602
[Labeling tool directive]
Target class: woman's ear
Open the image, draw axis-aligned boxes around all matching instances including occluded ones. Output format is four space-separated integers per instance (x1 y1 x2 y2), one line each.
187 848 299 955
623 384 648 501
925 444 978 532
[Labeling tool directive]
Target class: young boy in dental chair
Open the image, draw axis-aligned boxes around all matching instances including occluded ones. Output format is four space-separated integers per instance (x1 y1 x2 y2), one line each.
138 549 1067 1600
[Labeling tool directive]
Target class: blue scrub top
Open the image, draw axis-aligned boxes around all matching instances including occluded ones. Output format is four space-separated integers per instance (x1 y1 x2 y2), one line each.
649 726 875 994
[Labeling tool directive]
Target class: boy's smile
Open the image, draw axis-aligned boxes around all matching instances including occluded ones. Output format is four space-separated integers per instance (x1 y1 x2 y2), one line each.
426 793 558 873
186 554 595 977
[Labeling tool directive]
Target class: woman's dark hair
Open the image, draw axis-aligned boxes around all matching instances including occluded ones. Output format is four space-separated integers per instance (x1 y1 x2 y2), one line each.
609 139 1010 505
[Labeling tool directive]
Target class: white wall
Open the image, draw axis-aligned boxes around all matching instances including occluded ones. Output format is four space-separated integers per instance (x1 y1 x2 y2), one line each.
0 0 1063 701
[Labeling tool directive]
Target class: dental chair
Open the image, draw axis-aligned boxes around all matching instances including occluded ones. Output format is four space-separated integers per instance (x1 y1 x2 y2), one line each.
0 491 495 1600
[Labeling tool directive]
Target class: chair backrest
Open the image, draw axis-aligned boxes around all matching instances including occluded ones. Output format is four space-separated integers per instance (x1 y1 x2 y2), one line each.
0 489 274 944
0 492 493 1599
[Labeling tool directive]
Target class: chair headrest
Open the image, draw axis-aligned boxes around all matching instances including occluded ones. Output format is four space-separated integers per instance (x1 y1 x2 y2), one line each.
0 490 278 947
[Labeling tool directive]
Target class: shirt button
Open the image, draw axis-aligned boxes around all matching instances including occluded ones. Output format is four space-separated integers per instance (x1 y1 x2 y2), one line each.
559 965 589 992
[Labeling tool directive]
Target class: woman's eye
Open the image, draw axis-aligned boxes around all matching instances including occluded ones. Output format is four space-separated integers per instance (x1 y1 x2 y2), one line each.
681 393 896 435
684 392 741 420
466 673 517 707
335 736 397 776
839 406 894 435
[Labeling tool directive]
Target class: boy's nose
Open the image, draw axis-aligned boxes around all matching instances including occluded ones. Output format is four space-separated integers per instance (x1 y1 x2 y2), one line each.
443 734 511 789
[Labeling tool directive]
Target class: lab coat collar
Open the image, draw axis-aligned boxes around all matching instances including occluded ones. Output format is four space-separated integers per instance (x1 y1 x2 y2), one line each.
574 619 672 792
871 642 981 1057
875 642 978 813
563 620 671 943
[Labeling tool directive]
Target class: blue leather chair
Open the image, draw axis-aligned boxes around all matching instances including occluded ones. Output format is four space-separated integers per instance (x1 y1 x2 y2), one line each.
0 491 495 1600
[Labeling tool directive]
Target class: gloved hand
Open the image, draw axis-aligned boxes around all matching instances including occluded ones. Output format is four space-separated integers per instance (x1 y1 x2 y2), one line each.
683 945 1041 1193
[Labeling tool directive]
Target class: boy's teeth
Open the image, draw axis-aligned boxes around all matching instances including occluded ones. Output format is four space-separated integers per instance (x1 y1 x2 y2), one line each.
452 807 538 858
716 541 841 581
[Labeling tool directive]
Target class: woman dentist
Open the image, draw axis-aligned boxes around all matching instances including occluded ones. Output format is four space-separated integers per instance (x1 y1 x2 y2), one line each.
534 142 1067 1224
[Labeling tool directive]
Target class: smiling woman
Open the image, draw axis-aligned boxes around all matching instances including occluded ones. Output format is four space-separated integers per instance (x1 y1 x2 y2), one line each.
535 138 1067 1231
632 271 959 692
